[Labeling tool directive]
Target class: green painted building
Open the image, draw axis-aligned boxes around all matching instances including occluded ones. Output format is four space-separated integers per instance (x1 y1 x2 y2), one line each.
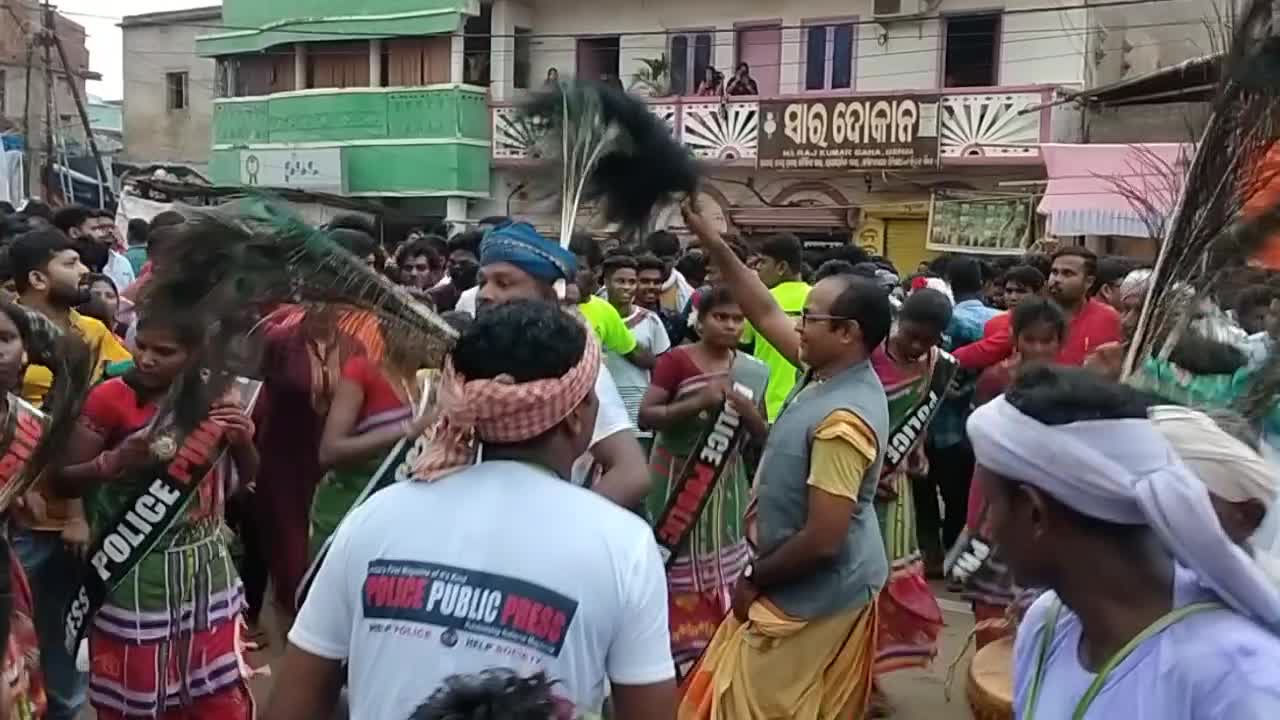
195 0 489 219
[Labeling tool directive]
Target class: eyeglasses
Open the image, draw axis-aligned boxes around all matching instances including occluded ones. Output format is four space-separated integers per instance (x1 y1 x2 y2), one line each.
800 309 851 326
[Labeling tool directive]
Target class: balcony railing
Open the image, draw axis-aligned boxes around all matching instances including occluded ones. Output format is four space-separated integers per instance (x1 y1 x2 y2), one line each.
491 86 1056 165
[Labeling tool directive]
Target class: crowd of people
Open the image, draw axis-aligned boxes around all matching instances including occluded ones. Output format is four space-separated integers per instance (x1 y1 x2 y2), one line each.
0 195 1275 720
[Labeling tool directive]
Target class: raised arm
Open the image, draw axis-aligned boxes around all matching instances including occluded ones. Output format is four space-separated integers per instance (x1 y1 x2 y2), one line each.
681 200 802 366
318 376 427 469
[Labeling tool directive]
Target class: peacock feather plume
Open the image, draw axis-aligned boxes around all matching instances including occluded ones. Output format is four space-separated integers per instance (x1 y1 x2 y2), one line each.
1123 0 1280 423
137 198 460 429
520 80 700 248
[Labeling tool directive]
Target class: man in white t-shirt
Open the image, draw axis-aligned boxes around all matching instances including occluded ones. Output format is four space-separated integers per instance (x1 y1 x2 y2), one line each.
599 254 670 449
266 301 676 720
469 222 649 507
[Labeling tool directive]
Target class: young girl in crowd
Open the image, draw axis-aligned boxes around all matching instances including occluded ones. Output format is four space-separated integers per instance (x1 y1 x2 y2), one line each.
638 287 768 671
80 274 121 336
0 303 70 720
960 297 1066 647
58 312 259 719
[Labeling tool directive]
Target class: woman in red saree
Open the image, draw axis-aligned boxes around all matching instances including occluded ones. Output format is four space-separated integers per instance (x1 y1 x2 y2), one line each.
0 304 55 719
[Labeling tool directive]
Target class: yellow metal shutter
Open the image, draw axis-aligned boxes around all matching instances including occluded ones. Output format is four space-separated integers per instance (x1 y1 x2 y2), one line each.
884 219 937 275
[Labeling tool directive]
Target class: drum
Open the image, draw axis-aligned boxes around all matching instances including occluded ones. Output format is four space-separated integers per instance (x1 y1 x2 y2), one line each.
966 635 1014 720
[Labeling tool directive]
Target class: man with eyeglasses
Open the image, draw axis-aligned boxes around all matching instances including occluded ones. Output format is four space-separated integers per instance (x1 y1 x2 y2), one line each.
674 201 892 720
52 206 136 291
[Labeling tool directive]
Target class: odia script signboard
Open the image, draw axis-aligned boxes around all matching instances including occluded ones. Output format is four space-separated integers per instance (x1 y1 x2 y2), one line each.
757 96 940 170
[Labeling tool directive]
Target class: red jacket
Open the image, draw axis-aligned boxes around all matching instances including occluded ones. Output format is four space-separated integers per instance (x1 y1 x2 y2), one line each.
954 298 1122 369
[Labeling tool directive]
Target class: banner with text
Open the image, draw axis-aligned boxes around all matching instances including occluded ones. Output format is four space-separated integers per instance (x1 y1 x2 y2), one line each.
757 96 940 170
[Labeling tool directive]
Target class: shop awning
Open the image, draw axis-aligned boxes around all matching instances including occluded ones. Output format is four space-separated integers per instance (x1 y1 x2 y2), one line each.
729 206 849 229
1038 143 1192 238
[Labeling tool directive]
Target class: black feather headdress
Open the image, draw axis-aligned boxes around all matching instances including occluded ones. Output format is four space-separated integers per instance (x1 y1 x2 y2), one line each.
520 81 700 247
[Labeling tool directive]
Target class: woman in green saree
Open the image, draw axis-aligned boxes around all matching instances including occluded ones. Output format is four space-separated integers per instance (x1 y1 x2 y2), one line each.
638 287 769 671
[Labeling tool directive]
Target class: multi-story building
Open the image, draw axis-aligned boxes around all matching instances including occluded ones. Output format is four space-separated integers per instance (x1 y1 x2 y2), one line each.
0 1 99 167
482 0 1220 268
194 0 489 222
179 0 1220 264
121 6 223 174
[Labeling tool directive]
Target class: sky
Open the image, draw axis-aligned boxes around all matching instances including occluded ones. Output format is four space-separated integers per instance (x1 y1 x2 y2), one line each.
57 0 213 101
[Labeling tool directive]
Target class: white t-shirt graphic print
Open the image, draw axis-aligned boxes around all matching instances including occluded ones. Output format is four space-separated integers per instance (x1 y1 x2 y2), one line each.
289 460 674 720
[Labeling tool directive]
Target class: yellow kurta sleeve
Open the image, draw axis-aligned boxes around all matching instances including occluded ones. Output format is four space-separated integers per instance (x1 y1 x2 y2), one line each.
95 321 133 364
807 410 877 501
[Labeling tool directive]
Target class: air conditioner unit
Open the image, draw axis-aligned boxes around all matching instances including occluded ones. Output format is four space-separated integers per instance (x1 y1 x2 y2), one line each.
873 0 923 18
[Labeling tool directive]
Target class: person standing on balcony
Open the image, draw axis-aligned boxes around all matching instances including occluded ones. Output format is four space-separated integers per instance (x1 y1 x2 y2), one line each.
726 63 758 96
695 66 722 96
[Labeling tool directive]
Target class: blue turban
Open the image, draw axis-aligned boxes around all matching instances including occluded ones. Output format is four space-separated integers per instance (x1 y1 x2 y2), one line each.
478 221 578 284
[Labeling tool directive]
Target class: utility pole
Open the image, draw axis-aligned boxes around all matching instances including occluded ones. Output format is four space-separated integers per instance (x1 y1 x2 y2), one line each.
21 42 33 196
41 1 54 201
51 14 113 205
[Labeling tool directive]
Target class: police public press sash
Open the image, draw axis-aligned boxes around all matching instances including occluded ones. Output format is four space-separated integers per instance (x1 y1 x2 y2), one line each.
653 358 767 568
63 377 262 655
0 394 47 513
881 350 958 478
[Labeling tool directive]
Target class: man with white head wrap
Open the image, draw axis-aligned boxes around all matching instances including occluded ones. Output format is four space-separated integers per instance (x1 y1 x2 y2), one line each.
1150 406 1275 545
968 366 1280 720
1116 267 1151 340
1150 405 1280 586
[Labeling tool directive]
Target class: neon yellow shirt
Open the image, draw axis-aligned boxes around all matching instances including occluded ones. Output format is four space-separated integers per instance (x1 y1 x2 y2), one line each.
744 280 810 422
22 310 132 406
578 295 637 355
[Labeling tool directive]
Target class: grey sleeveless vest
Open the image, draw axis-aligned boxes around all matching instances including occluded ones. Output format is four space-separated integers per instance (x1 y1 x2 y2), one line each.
755 359 890 619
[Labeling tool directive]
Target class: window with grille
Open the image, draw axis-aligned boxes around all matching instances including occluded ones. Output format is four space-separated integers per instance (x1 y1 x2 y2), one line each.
165 72 188 110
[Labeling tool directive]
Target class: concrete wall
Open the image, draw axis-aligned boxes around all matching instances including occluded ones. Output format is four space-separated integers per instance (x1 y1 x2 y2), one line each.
122 21 218 170
1091 0 1229 85
1086 101 1211 143
491 0 1095 100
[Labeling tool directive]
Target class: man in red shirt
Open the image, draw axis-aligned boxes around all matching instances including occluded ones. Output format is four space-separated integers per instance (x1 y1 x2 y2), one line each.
954 248 1121 368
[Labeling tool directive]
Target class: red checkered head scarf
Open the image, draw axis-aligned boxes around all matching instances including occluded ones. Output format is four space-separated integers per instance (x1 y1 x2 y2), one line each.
413 328 601 481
